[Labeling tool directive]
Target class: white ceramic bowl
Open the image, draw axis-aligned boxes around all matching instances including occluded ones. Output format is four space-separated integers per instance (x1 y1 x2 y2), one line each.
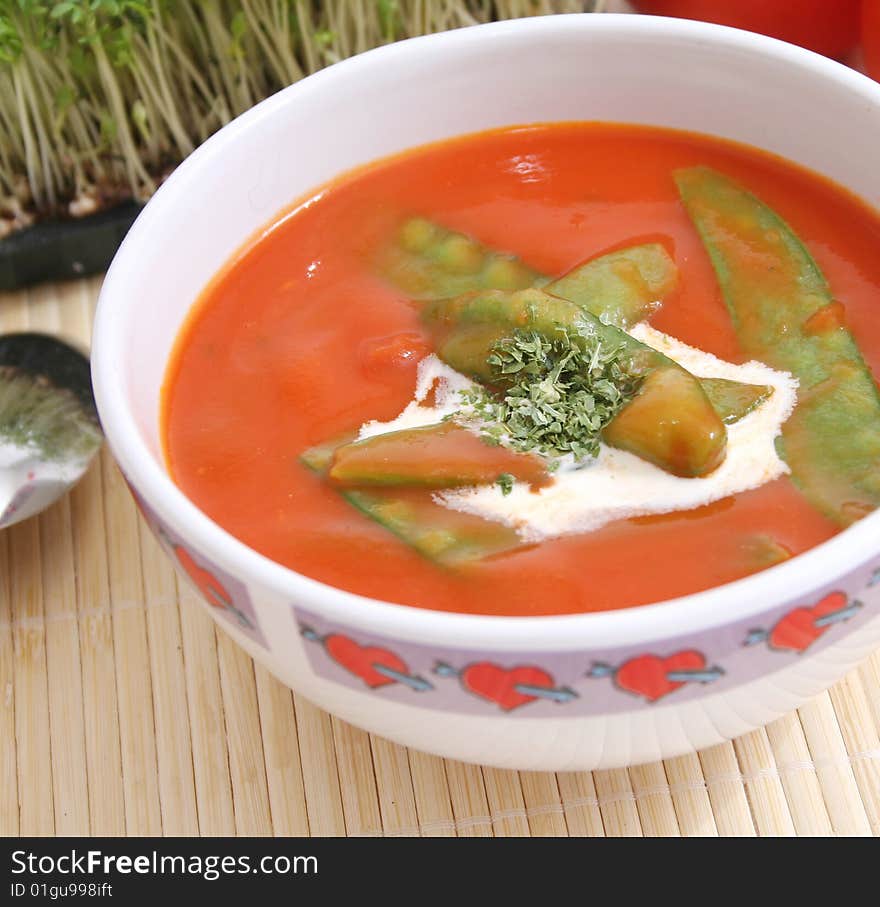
92 13 880 770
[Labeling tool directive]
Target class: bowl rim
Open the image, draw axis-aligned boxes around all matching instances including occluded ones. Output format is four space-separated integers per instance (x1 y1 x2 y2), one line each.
92 12 880 651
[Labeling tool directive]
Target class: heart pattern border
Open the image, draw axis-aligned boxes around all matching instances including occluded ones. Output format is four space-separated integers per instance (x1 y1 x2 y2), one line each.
295 575 879 715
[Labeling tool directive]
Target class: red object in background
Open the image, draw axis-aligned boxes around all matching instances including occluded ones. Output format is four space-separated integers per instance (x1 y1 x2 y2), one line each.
632 1 861 60
865 0 880 80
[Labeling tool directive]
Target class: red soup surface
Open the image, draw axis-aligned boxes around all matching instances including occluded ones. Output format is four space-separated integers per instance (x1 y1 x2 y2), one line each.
163 123 880 616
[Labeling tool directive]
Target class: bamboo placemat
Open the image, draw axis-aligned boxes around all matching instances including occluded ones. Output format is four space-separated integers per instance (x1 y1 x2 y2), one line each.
1 277 879 837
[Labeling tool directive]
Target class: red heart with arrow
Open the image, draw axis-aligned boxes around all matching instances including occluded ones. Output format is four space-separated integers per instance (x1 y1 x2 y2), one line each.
324 634 410 689
745 591 861 654
589 650 723 702
435 661 577 710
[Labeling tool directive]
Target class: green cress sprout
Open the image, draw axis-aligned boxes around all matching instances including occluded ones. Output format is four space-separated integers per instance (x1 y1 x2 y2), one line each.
0 1 598 234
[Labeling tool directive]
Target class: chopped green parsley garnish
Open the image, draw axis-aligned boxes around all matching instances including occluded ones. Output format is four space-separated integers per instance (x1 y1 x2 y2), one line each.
461 328 641 463
496 473 515 495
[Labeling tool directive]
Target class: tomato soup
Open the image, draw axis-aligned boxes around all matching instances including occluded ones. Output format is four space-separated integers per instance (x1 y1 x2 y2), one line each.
163 123 880 616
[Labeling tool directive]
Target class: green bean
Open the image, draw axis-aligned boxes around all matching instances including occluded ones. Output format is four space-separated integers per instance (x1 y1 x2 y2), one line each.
676 166 880 524
423 288 727 477
300 434 524 566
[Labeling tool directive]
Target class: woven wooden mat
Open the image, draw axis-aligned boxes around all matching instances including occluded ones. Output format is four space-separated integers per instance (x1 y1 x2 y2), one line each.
1 277 880 837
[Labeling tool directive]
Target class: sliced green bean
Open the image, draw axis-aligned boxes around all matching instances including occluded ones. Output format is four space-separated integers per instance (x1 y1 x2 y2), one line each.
676 166 880 524
546 243 678 328
423 288 727 477
376 217 542 300
300 435 524 566
699 377 774 425
328 421 548 489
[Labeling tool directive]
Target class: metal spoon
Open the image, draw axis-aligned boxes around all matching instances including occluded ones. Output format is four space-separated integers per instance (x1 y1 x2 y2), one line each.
0 333 102 529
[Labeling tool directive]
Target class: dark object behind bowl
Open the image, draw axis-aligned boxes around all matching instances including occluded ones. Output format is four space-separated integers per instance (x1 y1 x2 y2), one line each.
0 202 144 292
